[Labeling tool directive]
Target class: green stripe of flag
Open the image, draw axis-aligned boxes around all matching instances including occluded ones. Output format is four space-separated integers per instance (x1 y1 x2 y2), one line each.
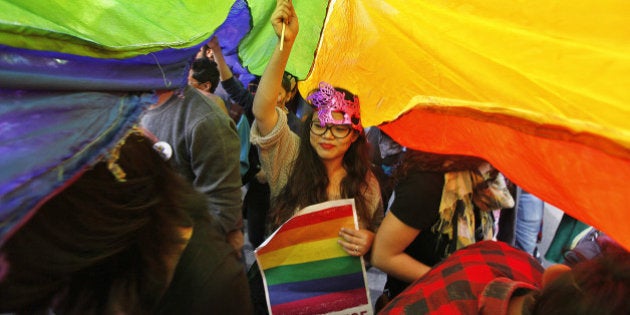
264 255 361 286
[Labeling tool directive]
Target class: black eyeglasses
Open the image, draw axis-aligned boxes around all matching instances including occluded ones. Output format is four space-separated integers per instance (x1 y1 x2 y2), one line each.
310 121 353 138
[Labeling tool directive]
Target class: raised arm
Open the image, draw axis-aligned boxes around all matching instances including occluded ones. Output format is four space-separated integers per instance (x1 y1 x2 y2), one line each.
209 36 256 123
208 36 234 82
252 0 299 136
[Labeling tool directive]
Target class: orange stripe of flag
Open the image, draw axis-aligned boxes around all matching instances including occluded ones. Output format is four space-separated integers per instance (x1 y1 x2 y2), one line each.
256 216 354 255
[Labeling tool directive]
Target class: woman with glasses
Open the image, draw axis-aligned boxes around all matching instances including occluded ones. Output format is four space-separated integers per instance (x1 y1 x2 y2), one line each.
251 0 383 257
246 3 383 313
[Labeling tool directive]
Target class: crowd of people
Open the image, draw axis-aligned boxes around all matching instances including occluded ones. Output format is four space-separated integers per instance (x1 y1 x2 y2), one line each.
1 1 629 314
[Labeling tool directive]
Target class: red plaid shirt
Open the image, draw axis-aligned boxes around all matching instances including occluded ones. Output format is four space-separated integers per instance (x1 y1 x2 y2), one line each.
379 241 543 315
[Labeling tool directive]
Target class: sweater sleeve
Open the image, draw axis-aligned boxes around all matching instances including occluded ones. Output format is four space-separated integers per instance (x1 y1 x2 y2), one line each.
236 115 251 179
250 107 300 200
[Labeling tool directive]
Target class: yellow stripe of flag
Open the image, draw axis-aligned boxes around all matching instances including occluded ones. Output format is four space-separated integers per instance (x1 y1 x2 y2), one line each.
256 237 347 270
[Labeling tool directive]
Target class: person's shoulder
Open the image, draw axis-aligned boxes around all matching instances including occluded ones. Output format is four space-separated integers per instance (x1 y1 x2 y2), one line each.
211 94 226 107
184 88 230 116
204 92 229 115
185 87 214 105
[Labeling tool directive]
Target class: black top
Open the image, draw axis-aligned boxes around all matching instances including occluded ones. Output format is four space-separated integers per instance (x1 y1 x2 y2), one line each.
386 170 446 297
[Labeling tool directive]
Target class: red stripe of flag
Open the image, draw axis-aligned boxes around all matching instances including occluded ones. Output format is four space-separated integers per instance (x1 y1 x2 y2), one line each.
273 204 353 234
271 287 368 314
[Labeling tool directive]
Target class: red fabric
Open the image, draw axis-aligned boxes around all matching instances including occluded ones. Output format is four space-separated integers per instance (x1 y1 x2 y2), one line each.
378 241 543 315
380 108 630 252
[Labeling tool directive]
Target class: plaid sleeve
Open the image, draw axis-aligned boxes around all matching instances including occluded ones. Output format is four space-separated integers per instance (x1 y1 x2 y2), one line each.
378 241 544 315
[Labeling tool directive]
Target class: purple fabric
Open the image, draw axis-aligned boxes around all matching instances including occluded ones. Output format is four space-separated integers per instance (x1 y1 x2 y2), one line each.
0 0 261 246
0 89 155 245
0 44 201 91
212 0 255 85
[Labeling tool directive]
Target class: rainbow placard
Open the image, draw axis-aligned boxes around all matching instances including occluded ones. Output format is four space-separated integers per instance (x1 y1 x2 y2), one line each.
255 199 372 314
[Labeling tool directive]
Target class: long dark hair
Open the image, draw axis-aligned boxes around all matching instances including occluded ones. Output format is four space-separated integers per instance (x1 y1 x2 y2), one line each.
394 149 487 181
270 92 374 233
0 132 202 314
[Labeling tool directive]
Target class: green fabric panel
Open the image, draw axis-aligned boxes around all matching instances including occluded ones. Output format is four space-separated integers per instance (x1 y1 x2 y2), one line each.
263 255 361 286
0 0 234 58
238 0 328 79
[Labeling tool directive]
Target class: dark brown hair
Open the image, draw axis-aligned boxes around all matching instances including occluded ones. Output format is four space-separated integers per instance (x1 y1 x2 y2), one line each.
394 149 487 180
191 58 220 93
531 244 630 314
0 133 203 314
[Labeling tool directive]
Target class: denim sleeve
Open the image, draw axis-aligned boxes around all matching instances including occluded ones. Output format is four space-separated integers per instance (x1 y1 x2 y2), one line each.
221 77 255 124
236 115 251 179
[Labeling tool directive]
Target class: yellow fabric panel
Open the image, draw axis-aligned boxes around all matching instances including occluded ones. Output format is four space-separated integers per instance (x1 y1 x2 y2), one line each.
299 0 630 249
300 0 630 153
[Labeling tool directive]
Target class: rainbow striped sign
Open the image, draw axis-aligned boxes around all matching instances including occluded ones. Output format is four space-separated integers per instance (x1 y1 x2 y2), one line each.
255 199 372 314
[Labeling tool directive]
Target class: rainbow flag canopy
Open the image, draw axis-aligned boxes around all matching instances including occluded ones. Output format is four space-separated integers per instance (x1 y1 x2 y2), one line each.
255 199 371 314
296 0 630 250
1 0 630 253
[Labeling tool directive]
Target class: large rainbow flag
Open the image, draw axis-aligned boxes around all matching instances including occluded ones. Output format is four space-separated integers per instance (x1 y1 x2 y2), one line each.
255 199 372 315
2 0 630 256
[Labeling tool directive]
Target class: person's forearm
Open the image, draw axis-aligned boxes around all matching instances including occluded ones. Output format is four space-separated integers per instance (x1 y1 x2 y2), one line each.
375 253 431 283
212 43 233 81
252 41 294 136
222 77 255 123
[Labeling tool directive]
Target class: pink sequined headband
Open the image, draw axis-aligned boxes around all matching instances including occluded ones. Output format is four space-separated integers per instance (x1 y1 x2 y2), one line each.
306 81 362 132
